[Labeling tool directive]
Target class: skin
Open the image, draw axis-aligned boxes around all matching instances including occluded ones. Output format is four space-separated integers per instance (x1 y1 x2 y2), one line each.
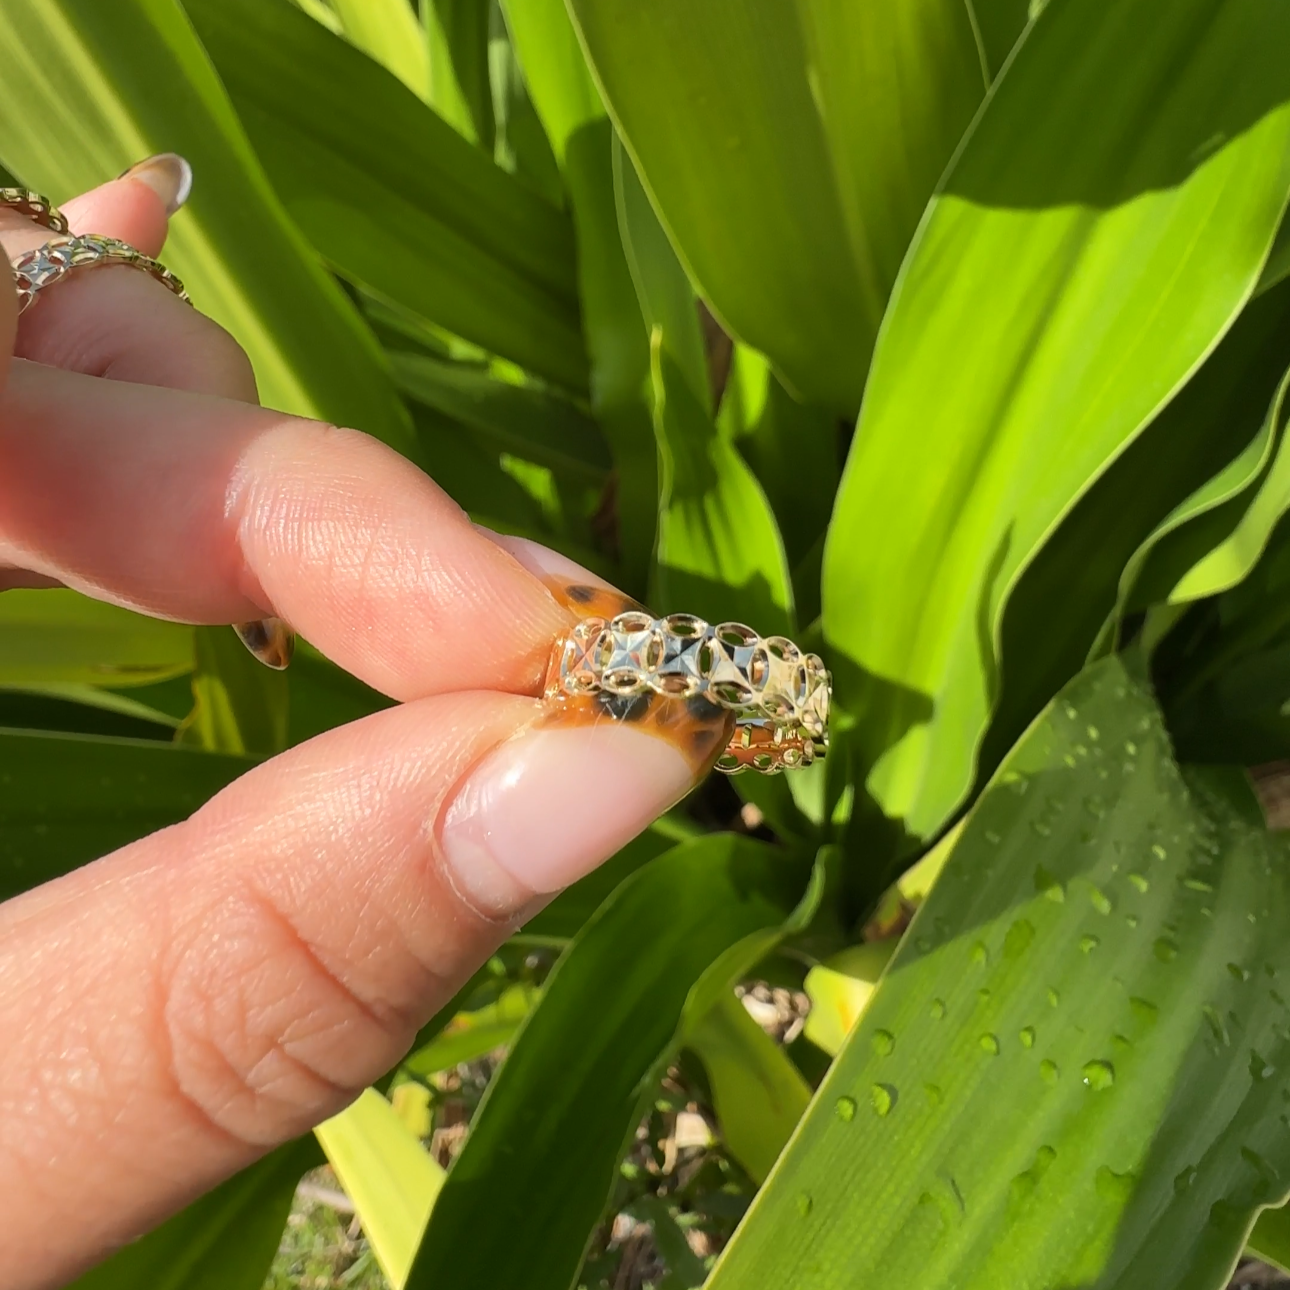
0 171 716 1288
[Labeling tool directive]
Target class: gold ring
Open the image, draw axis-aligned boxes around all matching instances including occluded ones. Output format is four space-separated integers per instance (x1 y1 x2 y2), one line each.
0 187 70 234
544 612 831 774
11 232 190 316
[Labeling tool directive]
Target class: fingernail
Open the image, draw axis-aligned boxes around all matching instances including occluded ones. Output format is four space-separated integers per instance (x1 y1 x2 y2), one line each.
439 723 694 917
233 618 295 670
119 153 193 216
477 528 616 593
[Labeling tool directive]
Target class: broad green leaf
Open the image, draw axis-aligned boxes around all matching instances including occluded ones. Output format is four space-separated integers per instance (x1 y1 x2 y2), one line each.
487 7 563 204
0 0 412 450
390 350 610 481
969 0 1033 80
0 590 192 688
614 139 709 414
978 277 1290 790
568 0 983 412
177 626 288 757
70 1136 321 1289
286 642 396 748
614 137 793 632
329 0 431 101
717 346 841 573
316 1089 445 1290
503 0 657 594
687 991 811 1184
402 983 539 1076
823 0 1290 846
0 683 178 740
802 941 898 1057
710 656 1290 1290
1155 531 1290 765
184 0 587 394
404 835 814 1290
649 334 794 634
1249 1202 1290 1273
0 728 251 902
422 0 494 146
1115 280 1290 619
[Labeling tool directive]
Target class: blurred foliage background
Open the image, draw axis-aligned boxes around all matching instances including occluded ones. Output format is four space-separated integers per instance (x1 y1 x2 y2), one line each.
6 0 1290 1287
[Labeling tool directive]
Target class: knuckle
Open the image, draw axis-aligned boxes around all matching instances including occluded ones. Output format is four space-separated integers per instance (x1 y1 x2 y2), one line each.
156 879 407 1147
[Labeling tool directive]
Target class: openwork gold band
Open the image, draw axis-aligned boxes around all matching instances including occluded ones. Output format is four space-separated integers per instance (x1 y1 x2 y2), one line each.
544 612 831 774
11 232 190 315
0 187 71 234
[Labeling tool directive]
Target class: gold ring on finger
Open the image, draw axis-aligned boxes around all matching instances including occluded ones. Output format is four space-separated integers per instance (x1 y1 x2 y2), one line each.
11 232 190 316
0 187 70 235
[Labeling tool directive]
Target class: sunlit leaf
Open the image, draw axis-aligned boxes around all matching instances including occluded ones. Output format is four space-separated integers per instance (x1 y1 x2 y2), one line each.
405 835 815 1290
711 656 1290 1290
823 0 1290 846
185 0 587 393
316 1089 445 1289
0 0 413 451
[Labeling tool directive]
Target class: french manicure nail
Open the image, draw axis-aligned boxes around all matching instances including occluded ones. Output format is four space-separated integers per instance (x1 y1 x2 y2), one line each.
119 152 193 216
439 723 695 918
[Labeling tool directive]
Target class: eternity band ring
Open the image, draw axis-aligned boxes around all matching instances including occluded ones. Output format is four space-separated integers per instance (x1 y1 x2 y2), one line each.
544 611 831 775
12 232 190 316
0 187 71 234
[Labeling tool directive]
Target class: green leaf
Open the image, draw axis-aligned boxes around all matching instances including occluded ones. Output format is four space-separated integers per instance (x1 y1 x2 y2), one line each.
287 643 396 748
503 0 657 593
978 276 1290 789
1249 1201 1290 1273
404 835 814 1290
316 1089 445 1290
649 334 794 634
1106 280 1290 622
823 0 1290 845
710 655 1290 1290
184 0 588 394
329 0 431 101
390 350 610 481
687 991 811 1184
0 0 412 450
0 683 179 740
176 626 288 757
568 0 983 412
970 0 1033 81
422 0 494 146
717 346 841 573
613 137 793 632
0 590 192 688
0 729 251 903
69 1136 321 1290
402 983 539 1076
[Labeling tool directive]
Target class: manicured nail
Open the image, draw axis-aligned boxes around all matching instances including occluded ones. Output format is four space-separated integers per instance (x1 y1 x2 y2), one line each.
477 529 616 593
439 723 694 917
118 153 193 216
233 618 295 670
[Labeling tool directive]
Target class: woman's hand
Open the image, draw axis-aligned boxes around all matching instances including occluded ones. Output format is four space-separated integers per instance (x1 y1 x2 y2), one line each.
0 162 708 1289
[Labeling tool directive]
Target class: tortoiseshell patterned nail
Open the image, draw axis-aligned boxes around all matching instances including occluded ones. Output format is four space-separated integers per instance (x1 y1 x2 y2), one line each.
232 617 295 670
536 580 732 777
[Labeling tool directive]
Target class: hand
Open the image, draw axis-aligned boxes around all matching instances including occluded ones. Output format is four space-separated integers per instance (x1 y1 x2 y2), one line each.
0 161 714 1289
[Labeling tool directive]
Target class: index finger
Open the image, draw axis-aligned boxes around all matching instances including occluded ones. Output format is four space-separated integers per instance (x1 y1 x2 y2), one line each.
0 360 571 699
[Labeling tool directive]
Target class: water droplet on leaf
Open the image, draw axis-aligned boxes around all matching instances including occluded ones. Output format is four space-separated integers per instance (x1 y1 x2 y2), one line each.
1089 887 1112 915
1040 1059 1060 1084
1154 937 1179 963
870 1083 897 1117
1082 1060 1115 1090
1080 934 1100 954
835 1095 857 1122
980 1033 1001 1055
1129 873 1150 894
1020 1026 1036 1048
872 1029 895 1056
930 998 946 1020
